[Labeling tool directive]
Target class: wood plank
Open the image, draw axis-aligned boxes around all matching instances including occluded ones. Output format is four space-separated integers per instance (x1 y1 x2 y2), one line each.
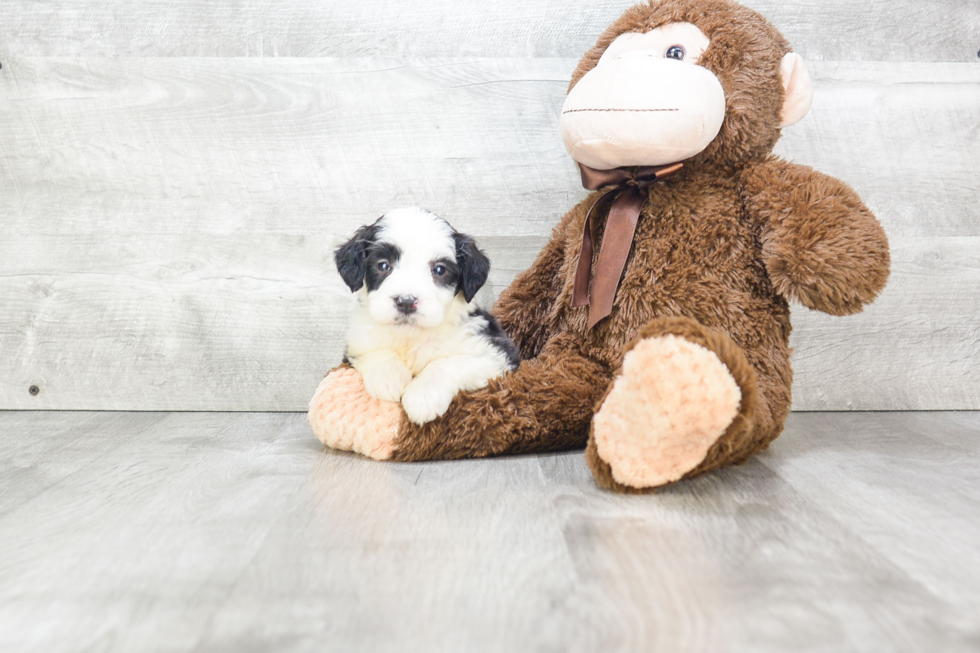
0 412 318 653
1 58 977 410
1 411 978 651
0 411 167 518
0 57 580 237
761 412 980 615
0 59 976 238
777 62 980 239
875 411 980 456
198 454 961 652
0 235 975 411
789 237 980 411
0 232 524 411
0 0 976 61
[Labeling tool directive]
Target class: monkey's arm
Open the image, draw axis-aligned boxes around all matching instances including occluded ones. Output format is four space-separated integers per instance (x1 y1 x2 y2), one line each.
740 156 890 316
492 208 579 360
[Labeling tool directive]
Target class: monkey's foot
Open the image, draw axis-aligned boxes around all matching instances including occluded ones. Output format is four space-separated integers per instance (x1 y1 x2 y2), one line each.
308 366 403 461
588 320 754 492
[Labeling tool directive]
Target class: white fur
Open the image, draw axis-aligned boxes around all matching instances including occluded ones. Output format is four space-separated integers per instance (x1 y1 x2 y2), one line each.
343 207 514 425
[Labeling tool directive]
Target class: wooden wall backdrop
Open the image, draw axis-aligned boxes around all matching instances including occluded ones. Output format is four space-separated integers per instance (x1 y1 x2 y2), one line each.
0 1 978 411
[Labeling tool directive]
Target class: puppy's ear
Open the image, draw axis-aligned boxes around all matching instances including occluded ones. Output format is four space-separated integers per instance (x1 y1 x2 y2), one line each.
453 233 490 303
334 223 378 292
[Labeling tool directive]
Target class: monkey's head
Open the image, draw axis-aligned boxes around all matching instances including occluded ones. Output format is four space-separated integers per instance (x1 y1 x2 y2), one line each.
561 0 812 171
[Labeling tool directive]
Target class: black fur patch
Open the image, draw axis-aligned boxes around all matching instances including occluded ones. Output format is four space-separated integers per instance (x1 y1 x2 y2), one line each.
431 257 460 290
453 233 491 302
334 221 381 292
473 307 521 369
334 219 403 293
364 242 401 292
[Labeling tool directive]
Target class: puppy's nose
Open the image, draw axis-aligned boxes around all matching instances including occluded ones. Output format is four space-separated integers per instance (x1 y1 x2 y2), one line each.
394 295 418 315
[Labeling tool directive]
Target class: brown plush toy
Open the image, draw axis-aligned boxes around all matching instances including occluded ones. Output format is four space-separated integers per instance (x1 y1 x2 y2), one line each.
309 0 890 492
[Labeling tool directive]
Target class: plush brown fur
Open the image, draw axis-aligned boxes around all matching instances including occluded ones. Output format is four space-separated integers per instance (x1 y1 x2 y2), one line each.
380 0 890 489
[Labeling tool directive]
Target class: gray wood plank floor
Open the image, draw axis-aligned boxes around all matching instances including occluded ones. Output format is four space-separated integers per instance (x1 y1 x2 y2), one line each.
0 411 977 652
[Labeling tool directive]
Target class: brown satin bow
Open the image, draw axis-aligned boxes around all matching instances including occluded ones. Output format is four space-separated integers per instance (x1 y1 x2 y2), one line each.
572 162 683 328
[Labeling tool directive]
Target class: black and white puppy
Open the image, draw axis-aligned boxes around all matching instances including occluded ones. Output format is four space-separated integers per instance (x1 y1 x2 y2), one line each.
334 207 519 425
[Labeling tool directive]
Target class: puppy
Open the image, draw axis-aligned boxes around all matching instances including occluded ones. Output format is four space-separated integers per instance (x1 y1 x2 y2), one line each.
334 207 519 425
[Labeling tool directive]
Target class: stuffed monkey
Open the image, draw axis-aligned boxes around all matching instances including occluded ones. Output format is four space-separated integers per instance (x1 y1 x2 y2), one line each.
309 0 890 493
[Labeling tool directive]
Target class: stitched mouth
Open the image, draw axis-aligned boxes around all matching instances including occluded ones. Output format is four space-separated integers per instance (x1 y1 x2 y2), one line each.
562 108 679 114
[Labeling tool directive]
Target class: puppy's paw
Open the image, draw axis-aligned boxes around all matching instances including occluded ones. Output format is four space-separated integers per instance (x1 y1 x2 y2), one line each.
401 378 457 425
362 363 413 403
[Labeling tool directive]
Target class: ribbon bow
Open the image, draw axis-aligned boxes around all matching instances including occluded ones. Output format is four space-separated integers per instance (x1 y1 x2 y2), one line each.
571 162 683 328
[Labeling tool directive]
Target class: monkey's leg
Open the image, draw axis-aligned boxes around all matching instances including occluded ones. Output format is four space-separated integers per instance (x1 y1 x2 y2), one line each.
586 317 779 493
310 334 612 462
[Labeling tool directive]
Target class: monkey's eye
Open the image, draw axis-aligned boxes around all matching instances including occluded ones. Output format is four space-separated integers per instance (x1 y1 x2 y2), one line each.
432 264 447 277
376 261 391 273
665 45 686 60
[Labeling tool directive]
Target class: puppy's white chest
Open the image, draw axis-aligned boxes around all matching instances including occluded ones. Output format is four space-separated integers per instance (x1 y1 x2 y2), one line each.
346 306 470 371
397 327 471 374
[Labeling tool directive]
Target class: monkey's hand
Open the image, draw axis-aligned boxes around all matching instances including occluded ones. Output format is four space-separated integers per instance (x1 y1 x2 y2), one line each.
740 156 890 316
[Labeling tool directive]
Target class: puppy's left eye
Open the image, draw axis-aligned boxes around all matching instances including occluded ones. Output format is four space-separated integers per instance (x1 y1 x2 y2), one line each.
432 264 446 277
665 45 686 60
377 261 390 273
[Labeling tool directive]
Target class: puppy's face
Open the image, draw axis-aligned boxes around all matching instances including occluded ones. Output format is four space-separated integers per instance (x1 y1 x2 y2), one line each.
335 207 490 329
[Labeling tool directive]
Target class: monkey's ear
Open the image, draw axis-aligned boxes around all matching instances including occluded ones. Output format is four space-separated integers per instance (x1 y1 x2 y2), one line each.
453 233 490 303
778 53 813 127
334 224 377 292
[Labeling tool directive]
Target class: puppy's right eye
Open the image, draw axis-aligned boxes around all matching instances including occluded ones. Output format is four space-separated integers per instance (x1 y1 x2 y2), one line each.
376 261 390 273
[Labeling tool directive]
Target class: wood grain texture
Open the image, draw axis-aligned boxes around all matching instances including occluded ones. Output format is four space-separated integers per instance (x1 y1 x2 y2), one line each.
0 59 977 238
0 0 977 61
1 234 976 410
789 236 980 411
762 412 980 616
0 58 977 410
0 411 978 652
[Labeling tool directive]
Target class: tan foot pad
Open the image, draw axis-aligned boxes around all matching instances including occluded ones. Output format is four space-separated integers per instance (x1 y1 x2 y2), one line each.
308 367 402 461
593 335 742 488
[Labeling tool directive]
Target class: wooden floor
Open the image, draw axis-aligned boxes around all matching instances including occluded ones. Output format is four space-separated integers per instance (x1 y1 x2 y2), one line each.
0 411 977 652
